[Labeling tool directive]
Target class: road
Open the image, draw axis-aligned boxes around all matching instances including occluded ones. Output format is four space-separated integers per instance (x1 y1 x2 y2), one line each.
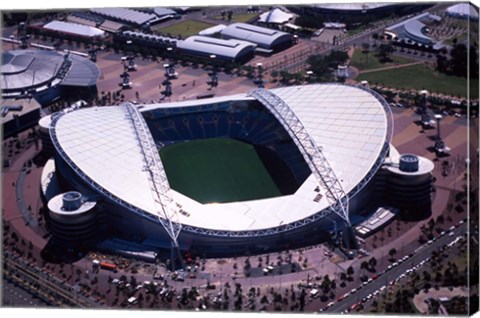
3 252 101 308
325 222 468 313
2 278 51 308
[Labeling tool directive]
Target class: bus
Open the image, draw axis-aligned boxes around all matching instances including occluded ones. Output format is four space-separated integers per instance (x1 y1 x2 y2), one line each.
99 261 117 271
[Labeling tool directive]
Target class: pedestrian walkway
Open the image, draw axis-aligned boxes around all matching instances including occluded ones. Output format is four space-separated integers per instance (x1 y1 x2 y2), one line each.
358 61 424 74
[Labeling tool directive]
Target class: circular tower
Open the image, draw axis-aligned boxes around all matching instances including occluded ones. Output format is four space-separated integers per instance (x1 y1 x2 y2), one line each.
47 191 97 244
386 150 434 218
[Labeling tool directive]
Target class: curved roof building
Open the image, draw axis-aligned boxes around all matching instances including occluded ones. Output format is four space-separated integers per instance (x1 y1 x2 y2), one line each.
1 50 100 104
46 84 393 255
177 36 256 63
220 22 293 52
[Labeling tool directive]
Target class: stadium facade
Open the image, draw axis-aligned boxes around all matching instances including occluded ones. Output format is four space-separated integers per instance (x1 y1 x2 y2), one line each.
41 84 433 258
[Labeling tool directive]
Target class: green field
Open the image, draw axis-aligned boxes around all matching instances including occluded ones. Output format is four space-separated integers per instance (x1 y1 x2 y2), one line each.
211 13 259 23
154 20 215 38
159 138 282 204
357 64 478 98
350 49 416 71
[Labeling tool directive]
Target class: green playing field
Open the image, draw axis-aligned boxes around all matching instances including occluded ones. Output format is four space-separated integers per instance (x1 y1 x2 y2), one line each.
159 138 282 204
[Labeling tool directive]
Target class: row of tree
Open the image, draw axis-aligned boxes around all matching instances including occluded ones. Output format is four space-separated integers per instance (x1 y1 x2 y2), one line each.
436 43 479 78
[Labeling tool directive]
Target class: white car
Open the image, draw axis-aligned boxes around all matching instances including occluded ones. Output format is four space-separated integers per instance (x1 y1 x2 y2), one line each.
449 232 455 237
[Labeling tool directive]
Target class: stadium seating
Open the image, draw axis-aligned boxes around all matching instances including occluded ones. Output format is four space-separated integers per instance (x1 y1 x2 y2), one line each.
144 100 310 185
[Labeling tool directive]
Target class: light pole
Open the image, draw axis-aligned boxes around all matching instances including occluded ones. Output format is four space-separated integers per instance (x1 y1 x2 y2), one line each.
209 54 218 88
256 63 264 88
305 70 313 84
9 35 15 49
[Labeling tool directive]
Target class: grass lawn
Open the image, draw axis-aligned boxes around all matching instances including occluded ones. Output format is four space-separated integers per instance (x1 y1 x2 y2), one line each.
357 64 478 98
159 138 281 204
350 49 416 71
211 13 259 23
155 20 215 38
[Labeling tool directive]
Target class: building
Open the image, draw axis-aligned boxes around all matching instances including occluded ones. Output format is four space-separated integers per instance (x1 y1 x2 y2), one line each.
90 8 161 27
115 31 178 50
220 22 294 53
176 36 256 63
310 2 430 15
1 50 100 106
41 84 432 258
43 20 106 39
446 3 479 21
385 12 442 46
258 8 295 24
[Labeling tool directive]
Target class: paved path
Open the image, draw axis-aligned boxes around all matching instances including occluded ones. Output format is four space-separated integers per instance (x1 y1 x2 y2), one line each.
358 61 424 74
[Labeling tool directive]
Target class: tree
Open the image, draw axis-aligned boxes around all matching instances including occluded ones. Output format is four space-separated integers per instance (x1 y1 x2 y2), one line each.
436 53 448 73
347 266 354 277
389 248 397 260
362 43 370 64
360 260 369 272
376 43 395 63
368 257 377 270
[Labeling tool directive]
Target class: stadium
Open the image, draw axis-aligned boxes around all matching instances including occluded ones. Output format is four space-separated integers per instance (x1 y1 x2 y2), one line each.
41 83 433 259
1 50 100 105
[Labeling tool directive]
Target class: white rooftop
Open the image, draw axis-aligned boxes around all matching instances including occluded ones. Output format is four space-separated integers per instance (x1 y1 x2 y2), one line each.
52 84 390 232
314 3 395 11
258 8 294 24
447 3 479 20
43 20 106 38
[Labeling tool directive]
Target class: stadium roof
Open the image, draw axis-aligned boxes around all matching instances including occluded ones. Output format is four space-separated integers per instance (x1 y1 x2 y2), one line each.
52 84 391 232
1 50 99 97
220 22 292 49
90 8 157 25
446 3 479 20
1 50 62 92
62 54 100 87
43 20 106 38
258 8 294 24
177 36 256 61
314 3 396 11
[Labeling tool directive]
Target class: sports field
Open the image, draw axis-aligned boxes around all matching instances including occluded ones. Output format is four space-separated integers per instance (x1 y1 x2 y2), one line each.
159 138 282 204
